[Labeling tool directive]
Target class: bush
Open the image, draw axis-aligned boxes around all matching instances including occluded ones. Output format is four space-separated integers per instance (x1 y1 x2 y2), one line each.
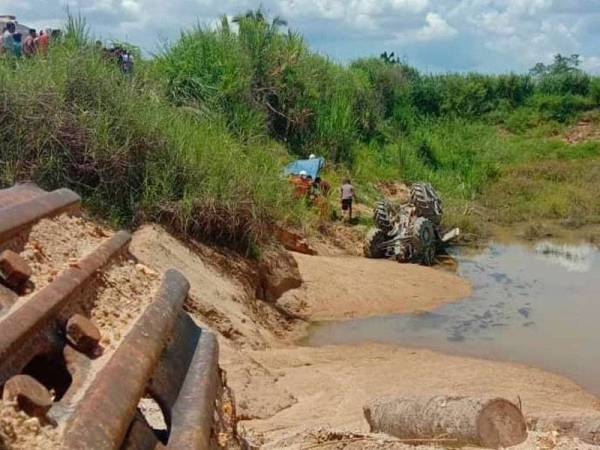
590 78 600 106
530 94 594 122
0 18 302 252
536 72 591 96
502 107 540 134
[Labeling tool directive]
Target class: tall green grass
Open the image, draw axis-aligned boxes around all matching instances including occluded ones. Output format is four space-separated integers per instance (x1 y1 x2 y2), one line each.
0 16 302 252
3 12 600 247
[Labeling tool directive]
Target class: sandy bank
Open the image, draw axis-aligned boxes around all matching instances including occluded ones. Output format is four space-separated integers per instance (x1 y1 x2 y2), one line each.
241 343 600 448
278 253 471 321
129 225 600 449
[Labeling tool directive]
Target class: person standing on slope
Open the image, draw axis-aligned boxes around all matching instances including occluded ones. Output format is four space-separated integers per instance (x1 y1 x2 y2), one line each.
36 29 50 55
2 22 16 56
340 178 354 222
23 29 37 57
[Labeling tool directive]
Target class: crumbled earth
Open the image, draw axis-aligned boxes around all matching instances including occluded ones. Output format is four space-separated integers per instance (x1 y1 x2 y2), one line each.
0 400 59 450
18 215 109 294
82 259 160 351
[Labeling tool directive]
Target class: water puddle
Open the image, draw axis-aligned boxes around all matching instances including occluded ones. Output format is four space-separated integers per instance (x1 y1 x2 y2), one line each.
306 241 600 394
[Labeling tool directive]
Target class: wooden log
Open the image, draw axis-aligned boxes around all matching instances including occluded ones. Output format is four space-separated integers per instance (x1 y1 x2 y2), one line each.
364 395 527 449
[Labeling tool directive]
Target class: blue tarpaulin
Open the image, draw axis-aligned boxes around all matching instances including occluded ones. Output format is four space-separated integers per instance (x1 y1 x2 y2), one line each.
283 158 325 180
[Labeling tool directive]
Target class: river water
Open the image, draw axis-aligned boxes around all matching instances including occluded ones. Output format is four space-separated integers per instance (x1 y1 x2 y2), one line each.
307 240 600 394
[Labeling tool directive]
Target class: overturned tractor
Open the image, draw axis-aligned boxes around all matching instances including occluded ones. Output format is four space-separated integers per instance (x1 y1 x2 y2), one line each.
364 182 459 265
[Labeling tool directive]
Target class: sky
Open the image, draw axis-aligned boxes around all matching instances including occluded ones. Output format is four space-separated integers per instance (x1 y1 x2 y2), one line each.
3 0 600 74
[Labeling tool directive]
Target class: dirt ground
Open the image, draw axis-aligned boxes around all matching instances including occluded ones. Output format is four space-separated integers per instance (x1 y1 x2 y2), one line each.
564 117 600 145
129 225 600 450
240 344 599 448
278 253 471 321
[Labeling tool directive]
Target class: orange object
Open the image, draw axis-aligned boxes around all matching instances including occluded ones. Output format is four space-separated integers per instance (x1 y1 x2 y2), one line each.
289 176 311 198
36 33 49 55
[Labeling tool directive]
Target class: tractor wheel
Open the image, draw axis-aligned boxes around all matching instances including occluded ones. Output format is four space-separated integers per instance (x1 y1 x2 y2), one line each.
373 200 393 233
410 183 443 225
412 217 436 266
364 228 388 259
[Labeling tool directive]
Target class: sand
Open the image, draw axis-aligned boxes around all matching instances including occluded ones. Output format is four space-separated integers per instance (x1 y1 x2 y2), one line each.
19 215 109 293
127 225 600 449
0 400 59 450
240 343 599 448
278 253 471 321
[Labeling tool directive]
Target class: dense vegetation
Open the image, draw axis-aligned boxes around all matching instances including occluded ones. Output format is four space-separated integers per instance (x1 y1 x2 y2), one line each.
2 12 600 250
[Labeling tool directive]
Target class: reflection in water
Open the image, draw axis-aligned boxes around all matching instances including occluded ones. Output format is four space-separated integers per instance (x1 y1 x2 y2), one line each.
307 242 600 394
535 241 596 273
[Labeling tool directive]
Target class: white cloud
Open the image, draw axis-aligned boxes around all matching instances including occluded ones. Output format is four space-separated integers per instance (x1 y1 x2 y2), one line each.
390 0 429 13
582 56 600 74
121 0 141 15
394 12 457 43
506 0 553 16
476 11 515 35
4 0 600 73
416 12 457 41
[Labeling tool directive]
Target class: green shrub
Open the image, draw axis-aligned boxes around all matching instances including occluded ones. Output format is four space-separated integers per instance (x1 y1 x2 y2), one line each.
530 94 594 122
536 72 591 96
590 78 600 106
0 18 303 252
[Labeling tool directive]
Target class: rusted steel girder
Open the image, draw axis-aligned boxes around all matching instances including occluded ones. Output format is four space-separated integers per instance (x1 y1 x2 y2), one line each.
167 328 219 449
0 231 131 384
62 269 190 450
0 183 47 209
0 188 81 243
139 312 220 449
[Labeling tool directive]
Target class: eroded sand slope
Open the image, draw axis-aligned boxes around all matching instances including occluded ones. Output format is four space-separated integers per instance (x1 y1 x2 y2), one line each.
130 225 600 449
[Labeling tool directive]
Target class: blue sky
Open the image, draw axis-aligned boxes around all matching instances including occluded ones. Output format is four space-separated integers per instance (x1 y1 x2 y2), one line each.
3 0 600 73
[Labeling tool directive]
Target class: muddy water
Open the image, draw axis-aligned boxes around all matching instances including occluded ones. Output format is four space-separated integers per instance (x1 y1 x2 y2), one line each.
307 241 600 394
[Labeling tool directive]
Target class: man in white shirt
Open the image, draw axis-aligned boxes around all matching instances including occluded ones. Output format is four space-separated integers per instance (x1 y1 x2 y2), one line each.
340 178 354 221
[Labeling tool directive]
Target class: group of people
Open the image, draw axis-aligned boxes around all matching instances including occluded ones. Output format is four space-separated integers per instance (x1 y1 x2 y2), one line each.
97 42 135 75
1 22 52 58
295 171 354 220
292 153 355 221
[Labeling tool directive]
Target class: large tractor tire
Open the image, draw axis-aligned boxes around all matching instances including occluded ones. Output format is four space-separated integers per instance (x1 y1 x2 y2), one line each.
412 217 436 266
364 228 388 259
410 183 443 225
373 200 394 233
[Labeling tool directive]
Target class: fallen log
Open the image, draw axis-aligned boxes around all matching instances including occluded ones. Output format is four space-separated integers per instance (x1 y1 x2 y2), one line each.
364 395 527 449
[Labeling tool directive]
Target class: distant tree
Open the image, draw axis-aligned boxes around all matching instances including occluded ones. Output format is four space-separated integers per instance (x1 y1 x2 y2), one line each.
380 51 400 65
233 7 287 28
530 54 590 96
530 54 582 77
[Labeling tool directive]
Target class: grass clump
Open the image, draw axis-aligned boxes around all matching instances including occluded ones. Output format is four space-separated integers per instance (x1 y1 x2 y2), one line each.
0 16 301 252
3 12 600 248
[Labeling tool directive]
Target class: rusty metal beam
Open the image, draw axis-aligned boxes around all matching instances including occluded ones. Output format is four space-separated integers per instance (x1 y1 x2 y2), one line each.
0 188 81 244
146 313 200 423
62 269 190 450
0 183 47 209
0 231 131 384
121 412 163 450
166 328 219 450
